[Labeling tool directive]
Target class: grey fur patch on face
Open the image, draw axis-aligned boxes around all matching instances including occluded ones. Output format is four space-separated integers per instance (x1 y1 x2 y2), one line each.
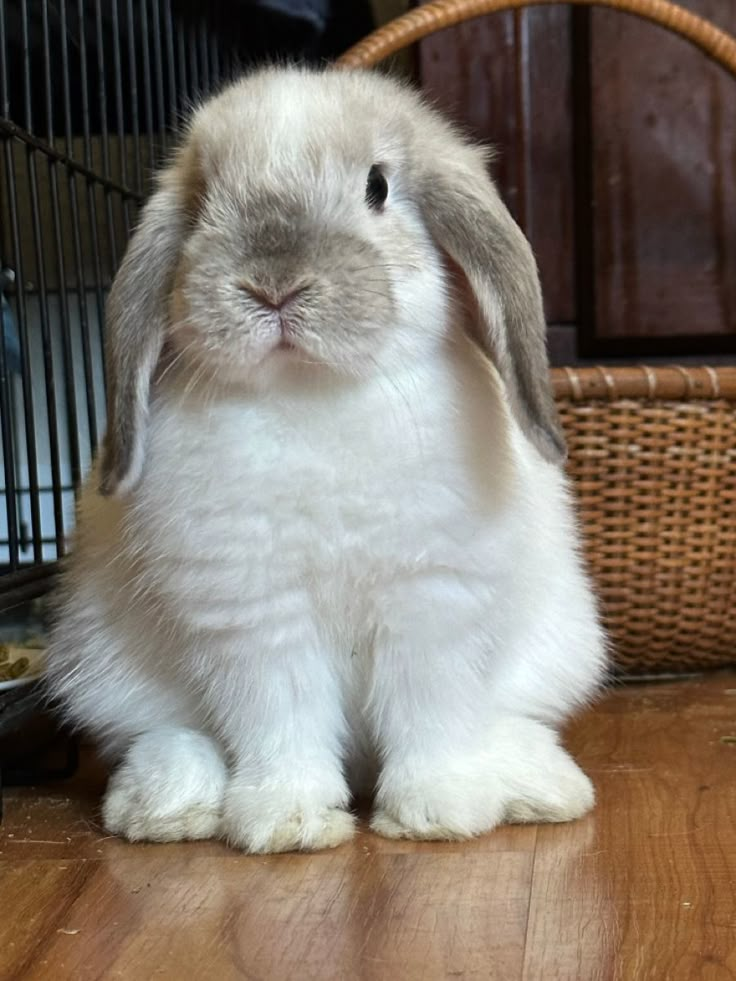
100 65 564 496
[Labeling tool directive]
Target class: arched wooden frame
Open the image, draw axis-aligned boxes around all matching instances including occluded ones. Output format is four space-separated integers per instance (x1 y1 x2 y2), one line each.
336 0 736 74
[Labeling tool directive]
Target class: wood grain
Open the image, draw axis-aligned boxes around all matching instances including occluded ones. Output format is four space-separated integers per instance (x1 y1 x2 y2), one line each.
416 0 736 358
590 1 736 347
2 673 736 979
418 4 577 324
525 676 736 979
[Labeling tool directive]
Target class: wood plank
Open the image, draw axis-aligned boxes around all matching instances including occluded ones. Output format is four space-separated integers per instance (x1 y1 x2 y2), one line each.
418 5 576 324
589 2 736 347
1 846 534 981
523 675 736 979
518 7 576 324
2 674 735 979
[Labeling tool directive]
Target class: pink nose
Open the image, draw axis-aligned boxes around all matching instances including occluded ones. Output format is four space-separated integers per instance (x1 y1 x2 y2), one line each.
241 285 306 311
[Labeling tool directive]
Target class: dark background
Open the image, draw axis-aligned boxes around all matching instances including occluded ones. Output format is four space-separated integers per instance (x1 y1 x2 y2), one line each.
417 0 736 363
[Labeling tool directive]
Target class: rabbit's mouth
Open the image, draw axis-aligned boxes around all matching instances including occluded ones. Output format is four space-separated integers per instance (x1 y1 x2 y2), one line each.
275 337 297 353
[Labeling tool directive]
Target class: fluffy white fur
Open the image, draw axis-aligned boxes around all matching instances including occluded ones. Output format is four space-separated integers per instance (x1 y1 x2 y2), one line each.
46 68 606 853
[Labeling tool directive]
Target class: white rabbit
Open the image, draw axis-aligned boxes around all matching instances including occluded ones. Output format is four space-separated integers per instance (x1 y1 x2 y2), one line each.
46 66 607 853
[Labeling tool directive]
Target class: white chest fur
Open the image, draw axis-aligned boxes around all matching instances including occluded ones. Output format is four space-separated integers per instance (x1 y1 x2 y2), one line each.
119 338 518 640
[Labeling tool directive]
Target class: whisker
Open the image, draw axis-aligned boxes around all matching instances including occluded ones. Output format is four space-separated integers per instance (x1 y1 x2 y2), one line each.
179 360 213 403
155 340 200 385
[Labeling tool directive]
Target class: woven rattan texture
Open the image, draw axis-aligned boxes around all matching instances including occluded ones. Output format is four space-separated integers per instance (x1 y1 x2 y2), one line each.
556 369 736 674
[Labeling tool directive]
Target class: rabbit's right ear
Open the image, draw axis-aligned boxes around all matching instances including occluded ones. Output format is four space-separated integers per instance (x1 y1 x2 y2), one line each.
99 147 203 497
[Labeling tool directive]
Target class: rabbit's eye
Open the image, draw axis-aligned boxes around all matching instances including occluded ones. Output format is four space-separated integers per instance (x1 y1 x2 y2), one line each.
366 165 388 210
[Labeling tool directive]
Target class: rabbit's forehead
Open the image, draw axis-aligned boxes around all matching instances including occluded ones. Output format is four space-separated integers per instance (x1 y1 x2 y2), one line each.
195 72 407 178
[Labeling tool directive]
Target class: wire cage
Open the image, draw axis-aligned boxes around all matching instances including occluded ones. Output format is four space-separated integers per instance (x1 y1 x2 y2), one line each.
0 1 246 609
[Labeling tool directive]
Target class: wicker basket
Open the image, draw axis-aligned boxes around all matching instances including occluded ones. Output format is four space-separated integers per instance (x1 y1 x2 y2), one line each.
337 1 736 674
554 367 736 674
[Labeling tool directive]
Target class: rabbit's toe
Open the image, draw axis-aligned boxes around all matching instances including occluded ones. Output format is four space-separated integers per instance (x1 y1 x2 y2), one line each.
224 772 354 853
502 752 595 824
231 807 355 854
371 764 505 841
370 807 467 841
102 727 227 842
371 718 595 841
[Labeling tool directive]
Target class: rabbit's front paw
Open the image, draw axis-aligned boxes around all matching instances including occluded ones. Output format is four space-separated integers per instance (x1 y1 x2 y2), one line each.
371 762 506 841
103 728 227 842
224 771 354 854
500 740 595 824
372 720 595 841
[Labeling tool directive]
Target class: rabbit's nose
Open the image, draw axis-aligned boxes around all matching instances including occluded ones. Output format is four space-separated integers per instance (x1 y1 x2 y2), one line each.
240 284 308 311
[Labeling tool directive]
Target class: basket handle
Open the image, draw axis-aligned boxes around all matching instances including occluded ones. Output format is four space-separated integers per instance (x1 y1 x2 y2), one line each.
336 0 736 75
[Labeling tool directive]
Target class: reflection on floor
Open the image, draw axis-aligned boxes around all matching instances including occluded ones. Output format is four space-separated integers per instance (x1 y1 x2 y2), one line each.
1 672 735 980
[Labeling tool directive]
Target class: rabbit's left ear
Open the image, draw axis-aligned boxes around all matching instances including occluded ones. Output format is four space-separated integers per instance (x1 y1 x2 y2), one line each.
417 141 566 463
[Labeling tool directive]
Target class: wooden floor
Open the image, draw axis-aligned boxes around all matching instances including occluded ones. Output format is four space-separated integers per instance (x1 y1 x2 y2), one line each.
1 672 735 981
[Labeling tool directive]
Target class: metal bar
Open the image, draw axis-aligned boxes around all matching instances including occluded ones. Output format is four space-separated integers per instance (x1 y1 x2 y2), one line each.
93 0 120 268
126 0 143 192
41 0 82 501
1 484 77 494
0 0 17 567
140 0 157 175
68 178 99 456
0 0 8 117
210 13 220 84
0 562 61 613
110 0 131 234
163 1 178 131
41 0 54 144
58 0 73 159
0 559 59 584
105 194 119 281
60 0 96 466
3 142 43 563
176 15 188 111
0 290 19 570
176 11 189 122
199 14 211 96
27 149 66 558
2 536 63 547
151 0 168 153
77 0 107 393
62 2 98 455
2 535 68 544
48 165 83 493
86 185 108 389
188 19 200 99
93 0 111 179
225 28 236 81
111 0 127 181
77 0 92 170
0 119 143 202
21 0 33 131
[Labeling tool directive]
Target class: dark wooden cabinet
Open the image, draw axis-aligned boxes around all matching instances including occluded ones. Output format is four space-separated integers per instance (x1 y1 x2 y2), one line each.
418 1 736 363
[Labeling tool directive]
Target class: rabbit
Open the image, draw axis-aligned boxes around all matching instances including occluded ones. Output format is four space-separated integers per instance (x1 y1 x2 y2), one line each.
46 65 607 854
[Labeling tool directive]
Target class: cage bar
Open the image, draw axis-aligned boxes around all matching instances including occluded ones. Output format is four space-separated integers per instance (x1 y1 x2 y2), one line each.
0 0 237 580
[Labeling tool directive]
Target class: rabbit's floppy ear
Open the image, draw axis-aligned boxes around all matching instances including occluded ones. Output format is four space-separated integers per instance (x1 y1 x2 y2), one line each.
417 140 565 463
99 145 203 496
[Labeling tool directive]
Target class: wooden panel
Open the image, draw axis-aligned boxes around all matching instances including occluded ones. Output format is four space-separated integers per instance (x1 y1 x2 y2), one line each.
589 1 736 348
418 7 576 324
520 7 577 325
